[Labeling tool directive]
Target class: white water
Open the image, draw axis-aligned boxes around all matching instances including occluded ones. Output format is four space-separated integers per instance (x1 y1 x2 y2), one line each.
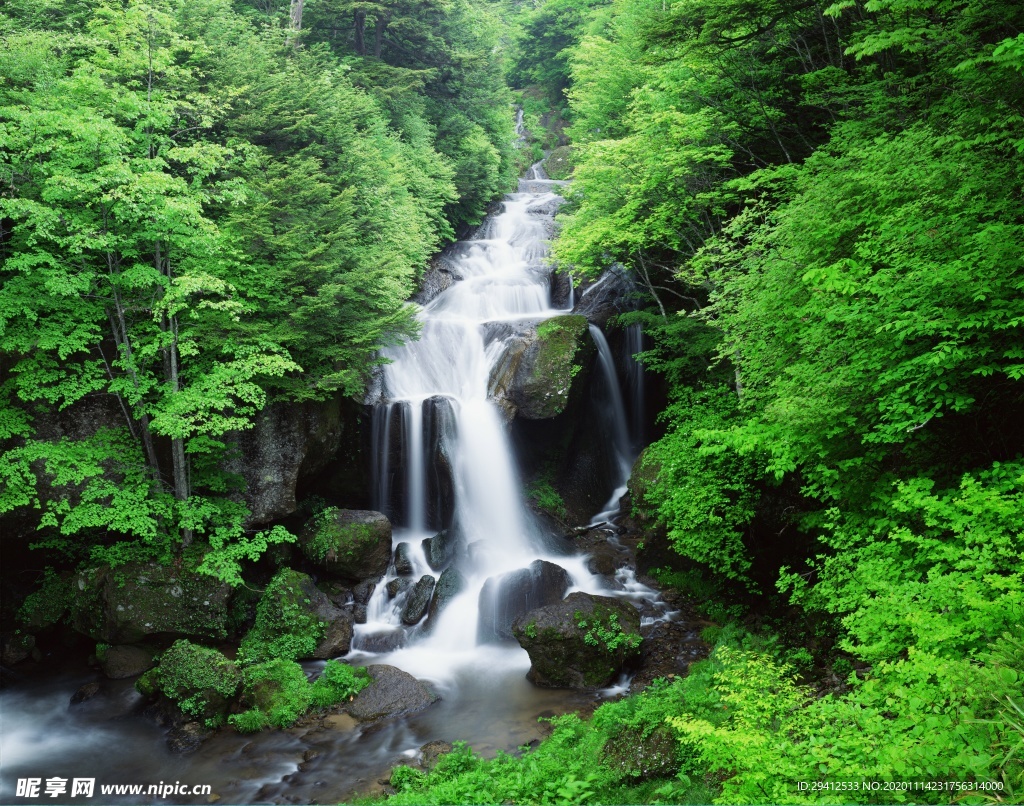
360 166 623 683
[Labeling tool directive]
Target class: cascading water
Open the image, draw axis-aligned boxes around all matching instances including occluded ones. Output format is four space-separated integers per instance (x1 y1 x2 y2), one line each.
0 161 672 806
357 164 606 679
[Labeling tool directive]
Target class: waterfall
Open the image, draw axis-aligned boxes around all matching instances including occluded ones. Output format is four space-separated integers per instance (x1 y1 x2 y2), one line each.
587 325 636 524
357 163 604 678
625 323 646 451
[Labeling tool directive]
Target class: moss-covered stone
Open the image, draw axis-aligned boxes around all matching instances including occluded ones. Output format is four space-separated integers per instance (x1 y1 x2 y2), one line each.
156 639 241 727
19 571 72 632
299 508 391 582
238 569 352 664
510 315 594 420
70 561 232 644
512 592 642 688
544 145 573 180
602 725 681 780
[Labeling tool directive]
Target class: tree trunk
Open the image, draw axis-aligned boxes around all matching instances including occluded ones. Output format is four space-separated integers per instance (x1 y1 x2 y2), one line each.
286 0 304 46
354 9 366 55
373 14 387 58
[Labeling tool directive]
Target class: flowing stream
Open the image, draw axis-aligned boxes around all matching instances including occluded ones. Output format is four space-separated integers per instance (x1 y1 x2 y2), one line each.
0 164 658 805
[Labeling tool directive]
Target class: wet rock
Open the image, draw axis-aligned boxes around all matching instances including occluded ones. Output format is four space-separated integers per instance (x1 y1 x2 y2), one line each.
414 251 465 306
419 740 455 771
603 725 680 780
386 578 410 599
509 315 594 420
155 640 241 723
70 681 101 705
353 580 377 605
571 267 635 327
166 721 210 754
512 592 642 689
227 395 344 527
423 396 457 530
544 145 574 181
550 270 574 309
585 544 625 577
240 570 354 660
487 335 531 421
630 619 709 692
400 576 436 625
353 604 368 624
357 630 406 653
1 633 35 666
100 644 156 679
478 560 571 642
324 713 358 731
393 542 414 576
422 529 456 571
425 567 467 628
299 509 392 583
345 664 439 723
71 561 232 644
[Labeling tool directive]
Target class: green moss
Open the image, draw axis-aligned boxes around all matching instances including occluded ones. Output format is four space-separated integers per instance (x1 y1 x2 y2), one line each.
310 660 370 708
156 640 240 726
575 610 642 653
526 471 568 521
135 668 160 698
308 509 375 563
18 569 72 631
521 315 591 418
544 145 574 180
237 569 325 664
229 659 312 730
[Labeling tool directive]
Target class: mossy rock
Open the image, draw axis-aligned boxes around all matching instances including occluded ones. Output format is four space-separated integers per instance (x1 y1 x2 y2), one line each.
544 145 574 180
510 315 594 420
156 640 241 726
70 561 232 644
100 644 157 679
238 569 353 663
299 509 392 582
512 592 642 688
233 659 312 730
602 725 680 780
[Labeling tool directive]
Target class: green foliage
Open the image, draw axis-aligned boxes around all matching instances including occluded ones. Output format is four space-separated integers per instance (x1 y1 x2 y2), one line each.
526 473 569 522
156 639 240 726
230 658 312 730
309 660 370 708
197 526 298 587
18 569 72 630
237 569 325 664
637 386 765 585
575 611 641 652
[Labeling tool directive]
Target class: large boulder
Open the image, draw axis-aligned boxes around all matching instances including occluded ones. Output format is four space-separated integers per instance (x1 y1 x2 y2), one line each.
345 664 440 722
299 509 392 582
478 560 572 642
153 639 241 725
512 592 642 688
414 249 465 306
401 575 436 626
422 529 457 571
571 267 635 327
423 396 457 529
238 569 353 662
99 644 157 680
509 315 594 420
425 567 467 629
71 562 232 644
228 395 345 527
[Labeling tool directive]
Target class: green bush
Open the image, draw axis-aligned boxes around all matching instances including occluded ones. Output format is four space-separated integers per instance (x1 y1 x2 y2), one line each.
237 569 325 664
230 659 312 731
310 660 370 708
156 640 240 728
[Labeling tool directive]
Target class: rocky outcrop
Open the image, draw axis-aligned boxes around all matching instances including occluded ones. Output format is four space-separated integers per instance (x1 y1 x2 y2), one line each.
228 396 345 527
477 560 572 642
571 267 634 328
422 529 457 571
71 562 232 644
299 509 392 583
512 592 642 688
99 644 157 679
414 249 465 306
508 315 594 420
425 567 466 628
393 542 414 576
344 664 440 723
401 575 436 625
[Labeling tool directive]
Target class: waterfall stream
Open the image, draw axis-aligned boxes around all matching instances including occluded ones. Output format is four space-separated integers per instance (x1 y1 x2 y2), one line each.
356 164 612 680
0 163 666 806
